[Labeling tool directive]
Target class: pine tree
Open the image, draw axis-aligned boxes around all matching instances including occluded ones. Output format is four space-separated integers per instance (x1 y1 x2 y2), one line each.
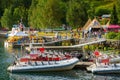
110 4 118 24
1 8 13 29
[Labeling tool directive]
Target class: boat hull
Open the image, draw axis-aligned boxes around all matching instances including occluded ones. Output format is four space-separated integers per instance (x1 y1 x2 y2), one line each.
7 58 79 73
92 66 120 74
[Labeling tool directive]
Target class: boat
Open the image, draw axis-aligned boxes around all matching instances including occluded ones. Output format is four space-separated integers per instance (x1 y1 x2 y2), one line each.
7 23 28 37
7 48 79 73
86 50 120 74
91 63 120 74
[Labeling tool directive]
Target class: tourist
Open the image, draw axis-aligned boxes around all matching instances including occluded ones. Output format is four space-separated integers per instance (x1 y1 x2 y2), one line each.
19 22 24 31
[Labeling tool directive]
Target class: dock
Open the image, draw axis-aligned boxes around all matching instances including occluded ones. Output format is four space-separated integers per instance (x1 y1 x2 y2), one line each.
13 38 74 47
25 38 106 51
74 62 94 70
71 38 106 48
0 31 8 37
25 46 83 51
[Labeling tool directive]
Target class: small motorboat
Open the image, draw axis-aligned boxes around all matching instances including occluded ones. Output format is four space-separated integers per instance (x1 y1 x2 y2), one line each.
87 50 120 74
91 63 120 74
7 48 79 73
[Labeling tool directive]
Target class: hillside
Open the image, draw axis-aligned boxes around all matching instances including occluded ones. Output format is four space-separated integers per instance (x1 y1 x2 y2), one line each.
0 0 120 29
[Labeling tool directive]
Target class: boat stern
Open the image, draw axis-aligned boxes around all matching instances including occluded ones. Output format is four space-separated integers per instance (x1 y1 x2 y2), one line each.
7 66 13 72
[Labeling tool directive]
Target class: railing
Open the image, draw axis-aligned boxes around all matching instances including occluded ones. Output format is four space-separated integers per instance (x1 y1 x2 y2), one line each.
72 38 106 47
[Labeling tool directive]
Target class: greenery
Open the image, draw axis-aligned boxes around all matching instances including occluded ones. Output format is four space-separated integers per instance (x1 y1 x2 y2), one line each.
110 4 118 24
0 0 120 29
114 32 120 40
105 32 120 40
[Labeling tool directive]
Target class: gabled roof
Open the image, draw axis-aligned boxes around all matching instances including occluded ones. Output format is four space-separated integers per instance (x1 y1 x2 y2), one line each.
83 18 102 31
82 18 92 30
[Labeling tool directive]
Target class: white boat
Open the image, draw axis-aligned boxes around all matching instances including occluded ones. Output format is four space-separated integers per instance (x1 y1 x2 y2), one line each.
8 31 28 37
110 57 120 63
91 63 120 74
7 23 28 37
86 50 120 74
7 49 79 73
86 57 120 74
7 57 79 73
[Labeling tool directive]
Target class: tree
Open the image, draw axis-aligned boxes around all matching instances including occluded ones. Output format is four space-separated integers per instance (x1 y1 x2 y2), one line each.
87 5 95 19
116 0 120 24
110 4 118 24
12 0 32 27
28 0 66 29
1 8 13 29
0 0 32 28
28 0 45 29
66 0 88 28
44 0 66 28
95 8 111 17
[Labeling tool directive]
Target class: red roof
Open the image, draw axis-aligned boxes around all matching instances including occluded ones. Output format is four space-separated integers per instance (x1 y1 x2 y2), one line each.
108 25 120 29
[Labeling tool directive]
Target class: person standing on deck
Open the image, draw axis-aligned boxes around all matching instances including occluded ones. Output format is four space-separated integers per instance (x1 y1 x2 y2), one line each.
19 22 24 31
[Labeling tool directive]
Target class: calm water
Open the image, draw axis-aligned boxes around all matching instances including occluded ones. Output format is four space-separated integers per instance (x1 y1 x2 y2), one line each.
0 38 120 80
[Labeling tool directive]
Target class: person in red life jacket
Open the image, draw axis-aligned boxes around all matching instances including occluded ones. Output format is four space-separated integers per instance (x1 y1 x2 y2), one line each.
94 50 100 57
101 58 109 65
39 47 45 53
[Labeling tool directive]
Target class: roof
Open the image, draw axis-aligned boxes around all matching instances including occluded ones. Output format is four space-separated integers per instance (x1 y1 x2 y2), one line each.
108 25 120 29
82 18 92 30
83 18 102 31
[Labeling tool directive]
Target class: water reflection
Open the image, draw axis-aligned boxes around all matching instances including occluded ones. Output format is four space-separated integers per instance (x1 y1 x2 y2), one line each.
9 70 79 80
93 74 120 80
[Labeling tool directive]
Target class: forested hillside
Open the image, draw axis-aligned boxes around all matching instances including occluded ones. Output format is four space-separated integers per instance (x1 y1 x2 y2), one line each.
0 0 120 30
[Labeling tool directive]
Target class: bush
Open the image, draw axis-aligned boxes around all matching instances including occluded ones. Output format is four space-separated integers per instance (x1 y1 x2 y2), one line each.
106 32 117 39
114 32 120 40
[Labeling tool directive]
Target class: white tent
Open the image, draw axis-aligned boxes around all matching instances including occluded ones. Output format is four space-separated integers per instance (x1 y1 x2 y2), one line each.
15 32 28 36
8 32 28 37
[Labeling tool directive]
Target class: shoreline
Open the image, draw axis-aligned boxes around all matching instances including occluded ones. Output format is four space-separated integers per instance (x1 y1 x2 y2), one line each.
0 31 8 38
1 31 119 49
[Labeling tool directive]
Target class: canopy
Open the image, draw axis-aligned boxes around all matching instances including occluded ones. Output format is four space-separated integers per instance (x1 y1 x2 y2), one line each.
108 25 120 29
15 32 28 36
8 31 28 37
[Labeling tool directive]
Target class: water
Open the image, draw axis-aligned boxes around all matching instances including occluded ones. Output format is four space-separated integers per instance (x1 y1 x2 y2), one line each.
0 38 120 80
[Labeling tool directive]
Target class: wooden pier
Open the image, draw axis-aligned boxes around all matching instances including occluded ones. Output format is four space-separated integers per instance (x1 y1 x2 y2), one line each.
0 31 8 37
13 38 74 47
25 38 106 51
25 46 83 52
74 62 94 70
